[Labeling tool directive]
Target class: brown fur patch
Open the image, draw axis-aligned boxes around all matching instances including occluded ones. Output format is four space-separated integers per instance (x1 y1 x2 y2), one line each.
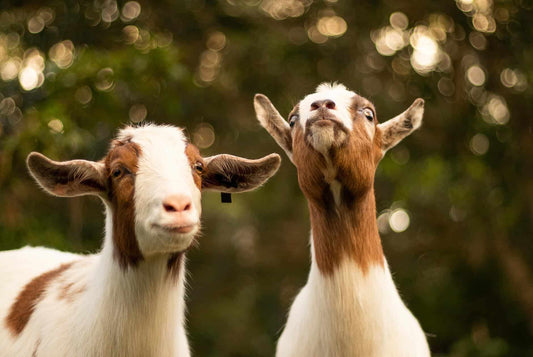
105 139 144 269
5 263 73 336
290 94 386 275
167 252 184 282
185 143 204 189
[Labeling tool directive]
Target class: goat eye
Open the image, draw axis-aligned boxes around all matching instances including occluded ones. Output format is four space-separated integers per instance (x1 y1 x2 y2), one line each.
193 161 204 174
362 108 374 121
289 114 299 127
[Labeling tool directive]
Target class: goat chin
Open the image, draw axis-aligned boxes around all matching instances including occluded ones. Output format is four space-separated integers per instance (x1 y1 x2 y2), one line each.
307 125 348 156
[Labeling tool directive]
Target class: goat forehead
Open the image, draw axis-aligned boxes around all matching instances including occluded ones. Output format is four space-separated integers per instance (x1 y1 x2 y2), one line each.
118 125 191 177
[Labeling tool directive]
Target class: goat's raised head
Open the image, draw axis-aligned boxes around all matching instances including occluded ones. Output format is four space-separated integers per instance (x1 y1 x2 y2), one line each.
254 83 423 203
26 124 281 268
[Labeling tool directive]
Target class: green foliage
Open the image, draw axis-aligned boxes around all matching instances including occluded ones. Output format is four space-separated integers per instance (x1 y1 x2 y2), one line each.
1 0 533 355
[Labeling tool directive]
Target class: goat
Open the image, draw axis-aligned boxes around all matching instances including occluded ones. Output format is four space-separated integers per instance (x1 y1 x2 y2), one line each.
0 124 281 357
254 83 430 356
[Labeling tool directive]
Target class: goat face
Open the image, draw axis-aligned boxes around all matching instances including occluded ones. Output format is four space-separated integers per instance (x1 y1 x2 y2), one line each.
26 124 281 268
255 83 424 201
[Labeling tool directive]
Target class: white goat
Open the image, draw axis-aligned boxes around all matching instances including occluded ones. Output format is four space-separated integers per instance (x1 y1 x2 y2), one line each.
0 124 281 357
254 83 431 356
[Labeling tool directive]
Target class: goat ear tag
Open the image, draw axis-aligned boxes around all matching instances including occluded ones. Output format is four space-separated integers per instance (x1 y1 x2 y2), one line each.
221 192 232 203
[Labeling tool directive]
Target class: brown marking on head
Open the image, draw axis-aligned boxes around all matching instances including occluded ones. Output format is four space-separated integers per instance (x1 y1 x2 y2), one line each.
167 252 184 282
5 262 73 336
104 139 144 269
185 143 204 189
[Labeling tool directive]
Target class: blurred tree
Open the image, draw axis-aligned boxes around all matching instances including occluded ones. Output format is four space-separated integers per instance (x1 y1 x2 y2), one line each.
1 0 532 355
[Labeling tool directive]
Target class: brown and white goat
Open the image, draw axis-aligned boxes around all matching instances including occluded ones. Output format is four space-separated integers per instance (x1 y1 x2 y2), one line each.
0 124 280 357
254 83 430 356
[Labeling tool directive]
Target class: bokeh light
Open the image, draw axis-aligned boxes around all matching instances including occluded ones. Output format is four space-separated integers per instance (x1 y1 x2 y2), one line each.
101 1 119 23
260 0 309 20
123 25 140 44
207 32 227 51
482 94 510 125
1 58 21 81
390 12 409 30
500 68 528 91
389 209 410 233
317 15 347 38
122 1 141 22
470 133 489 155
48 118 64 134
95 68 115 91
74 86 93 105
18 49 45 91
466 65 486 86
49 40 75 69
371 26 408 56
410 26 440 74
193 123 216 149
129 104 147 123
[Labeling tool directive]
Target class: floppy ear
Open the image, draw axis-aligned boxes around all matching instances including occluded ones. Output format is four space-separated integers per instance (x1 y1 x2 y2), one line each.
254 94 293 161
377 98 425 153
27 152 106 197
202 153 281 192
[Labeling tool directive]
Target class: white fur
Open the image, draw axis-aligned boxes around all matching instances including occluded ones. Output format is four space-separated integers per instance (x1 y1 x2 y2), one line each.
298 83 356 132
273 85 430 356
0 125 197 357
277 244 429 357
125 125 201 256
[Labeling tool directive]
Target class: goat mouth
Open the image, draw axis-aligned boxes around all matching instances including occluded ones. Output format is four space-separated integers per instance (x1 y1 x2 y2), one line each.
307 116 345 129
152 223 197 234
314 119 334 127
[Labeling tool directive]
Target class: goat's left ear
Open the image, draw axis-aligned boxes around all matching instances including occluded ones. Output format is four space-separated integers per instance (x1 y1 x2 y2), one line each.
377 98 425 153
202 153 281 192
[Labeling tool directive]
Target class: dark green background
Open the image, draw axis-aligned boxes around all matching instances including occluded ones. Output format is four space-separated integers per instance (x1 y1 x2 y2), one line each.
1 0 532 355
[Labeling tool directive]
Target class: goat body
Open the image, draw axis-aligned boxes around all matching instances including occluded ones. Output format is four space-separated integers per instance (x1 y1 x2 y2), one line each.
0 124 280 357
255 84 430 356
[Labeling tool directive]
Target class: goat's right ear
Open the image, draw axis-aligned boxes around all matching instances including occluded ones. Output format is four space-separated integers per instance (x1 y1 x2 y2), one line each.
27 152 106 197
254 94 293 161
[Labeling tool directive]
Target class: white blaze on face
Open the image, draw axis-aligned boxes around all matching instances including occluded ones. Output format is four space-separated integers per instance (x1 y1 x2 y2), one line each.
119 125 202 256
298 83 356 132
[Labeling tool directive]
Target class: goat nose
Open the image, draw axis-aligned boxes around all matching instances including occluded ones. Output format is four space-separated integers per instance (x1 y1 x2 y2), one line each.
163 194 192 213
311 100 336 111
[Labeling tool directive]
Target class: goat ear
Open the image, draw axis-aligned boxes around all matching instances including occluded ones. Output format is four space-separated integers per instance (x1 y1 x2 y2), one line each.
27 152 106 197
377 98 425 153
254 94 293 161
202 153 281 193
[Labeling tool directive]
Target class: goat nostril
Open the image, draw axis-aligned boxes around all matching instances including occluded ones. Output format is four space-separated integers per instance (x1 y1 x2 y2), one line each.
163 195 192 213
325 100 336 110
163 203 177 212
311 100 335 111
